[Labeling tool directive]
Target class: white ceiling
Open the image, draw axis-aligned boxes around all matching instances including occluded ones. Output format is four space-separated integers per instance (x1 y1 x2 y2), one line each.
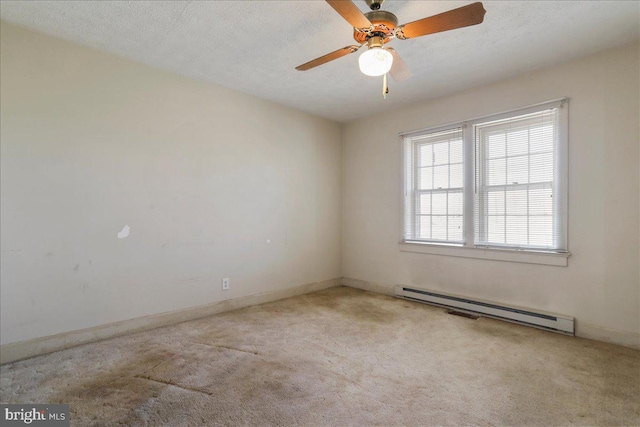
1 1 638 122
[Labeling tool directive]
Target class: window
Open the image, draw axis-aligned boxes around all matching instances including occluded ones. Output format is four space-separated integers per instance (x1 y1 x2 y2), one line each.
403 99 568 256
404 127 464 243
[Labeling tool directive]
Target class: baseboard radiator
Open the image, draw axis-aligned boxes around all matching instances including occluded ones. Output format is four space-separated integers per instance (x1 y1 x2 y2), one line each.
395 286 574 335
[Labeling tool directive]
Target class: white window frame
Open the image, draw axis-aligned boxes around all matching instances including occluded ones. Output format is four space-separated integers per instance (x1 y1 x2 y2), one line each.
400 99 570 266
405 127 465 244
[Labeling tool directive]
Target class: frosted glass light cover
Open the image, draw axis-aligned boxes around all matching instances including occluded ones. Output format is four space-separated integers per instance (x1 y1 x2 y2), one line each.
358 47 393 77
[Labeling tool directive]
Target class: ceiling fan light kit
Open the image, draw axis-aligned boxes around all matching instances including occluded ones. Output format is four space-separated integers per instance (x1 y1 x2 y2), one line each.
358 36 393 77
296 0 486 97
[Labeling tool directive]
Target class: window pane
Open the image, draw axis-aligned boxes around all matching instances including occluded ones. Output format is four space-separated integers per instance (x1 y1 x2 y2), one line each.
450 163 463 188
506 190 527 215
433 165 448 189
432 193 447 215
448 216 463 241
505 216 528 245
486 132 506 159
487 191 505 215
488 216 505 244
431 216 447 240
419 193 431 215
419 216 431 239
433 142 449 165
529 216 553 247
419 144 433 167
450 139 463 164
448 192 463 216
530 125 553 153
507 128 528 156
529 189 552 215
530 153 553 183
507 156 528 185
487 159 506 186
419 167 433 190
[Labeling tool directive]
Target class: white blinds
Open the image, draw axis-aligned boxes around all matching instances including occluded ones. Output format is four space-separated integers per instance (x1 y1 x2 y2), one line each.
474 108 565 250
402 99 567 253
404 127 465 243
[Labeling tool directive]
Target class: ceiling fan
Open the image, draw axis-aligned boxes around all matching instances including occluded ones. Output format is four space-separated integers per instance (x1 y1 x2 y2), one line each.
296 0 486 88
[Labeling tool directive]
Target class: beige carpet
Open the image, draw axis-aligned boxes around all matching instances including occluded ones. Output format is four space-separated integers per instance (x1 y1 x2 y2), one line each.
1 286 639 426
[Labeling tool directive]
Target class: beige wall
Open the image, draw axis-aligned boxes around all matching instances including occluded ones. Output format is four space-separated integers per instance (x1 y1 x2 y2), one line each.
0 23 342 345
2 21 638 351
342 42 640 348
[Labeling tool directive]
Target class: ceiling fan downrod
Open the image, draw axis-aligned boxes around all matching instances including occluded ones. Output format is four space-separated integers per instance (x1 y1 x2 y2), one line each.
365 0 385 11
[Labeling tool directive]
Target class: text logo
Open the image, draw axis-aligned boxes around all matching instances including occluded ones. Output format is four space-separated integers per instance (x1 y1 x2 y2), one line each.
1 405 69 426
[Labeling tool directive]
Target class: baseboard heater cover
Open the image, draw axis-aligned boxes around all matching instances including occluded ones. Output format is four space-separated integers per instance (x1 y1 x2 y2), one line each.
396 286 574 335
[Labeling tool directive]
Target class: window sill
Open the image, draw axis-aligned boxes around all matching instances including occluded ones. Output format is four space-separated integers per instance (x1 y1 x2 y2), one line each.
399 241 570 267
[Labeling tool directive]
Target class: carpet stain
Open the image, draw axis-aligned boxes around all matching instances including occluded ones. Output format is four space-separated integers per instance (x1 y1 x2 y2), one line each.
134 375 214 396
467 317 528 344
49 348 175 425
307 288 398 324
190 341 260 356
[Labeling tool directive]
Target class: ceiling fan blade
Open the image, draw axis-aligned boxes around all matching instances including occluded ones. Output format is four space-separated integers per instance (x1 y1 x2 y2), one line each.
326 0 372 29
387 48 412 82
396 2 486 40
296 45 360 71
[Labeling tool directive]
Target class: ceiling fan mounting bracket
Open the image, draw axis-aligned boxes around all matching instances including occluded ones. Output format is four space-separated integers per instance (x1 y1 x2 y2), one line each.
395 26 409 40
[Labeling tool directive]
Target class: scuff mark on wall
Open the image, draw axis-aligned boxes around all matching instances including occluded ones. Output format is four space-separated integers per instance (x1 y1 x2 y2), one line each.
117 224 130 239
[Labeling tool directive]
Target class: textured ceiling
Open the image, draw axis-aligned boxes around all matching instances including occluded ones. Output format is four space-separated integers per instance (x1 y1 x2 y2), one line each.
1 1 638 122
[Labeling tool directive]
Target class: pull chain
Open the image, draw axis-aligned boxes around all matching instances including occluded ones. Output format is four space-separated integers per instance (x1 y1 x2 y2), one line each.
383 73 389 99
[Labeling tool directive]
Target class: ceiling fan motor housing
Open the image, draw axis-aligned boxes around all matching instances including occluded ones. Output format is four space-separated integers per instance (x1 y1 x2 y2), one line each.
353 10 398 44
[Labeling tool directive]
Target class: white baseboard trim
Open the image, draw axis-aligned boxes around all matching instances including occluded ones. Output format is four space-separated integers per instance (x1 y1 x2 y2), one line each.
576 322 640 350
0 278 341 365
341 277 395 296
341 277 640 350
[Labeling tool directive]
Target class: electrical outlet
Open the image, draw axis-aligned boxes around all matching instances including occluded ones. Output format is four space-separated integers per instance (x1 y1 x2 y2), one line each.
222 278 230 290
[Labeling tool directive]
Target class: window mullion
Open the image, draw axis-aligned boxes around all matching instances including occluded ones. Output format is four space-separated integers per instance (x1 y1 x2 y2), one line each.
446 140 450 240
527 127 531 246
416 143 422 240
463 124 474 247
